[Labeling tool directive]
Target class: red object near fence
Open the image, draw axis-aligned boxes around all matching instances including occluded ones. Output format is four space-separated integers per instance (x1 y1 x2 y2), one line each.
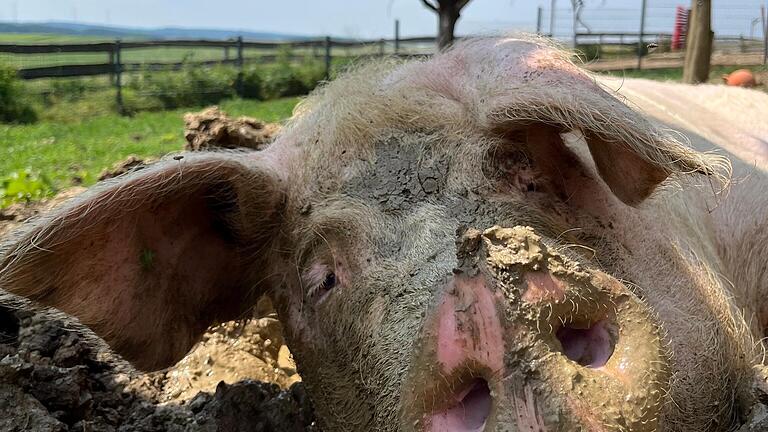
672 6 689 50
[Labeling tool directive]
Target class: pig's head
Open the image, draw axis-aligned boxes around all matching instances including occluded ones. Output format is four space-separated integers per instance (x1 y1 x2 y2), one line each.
0 36 743 431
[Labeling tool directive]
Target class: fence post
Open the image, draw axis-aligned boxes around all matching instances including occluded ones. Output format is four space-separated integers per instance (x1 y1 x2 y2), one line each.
108 50 115 85
236 36 244 97
114 39 124 115
549 0 556 37
536 7 543 34
379 38 385 57
394 19 400 54
598 34 604 58
324 36 332 80
572 4 577 48
637 0 647 70
762 4 767 65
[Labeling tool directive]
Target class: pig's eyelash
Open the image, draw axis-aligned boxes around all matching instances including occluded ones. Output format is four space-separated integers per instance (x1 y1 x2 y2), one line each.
305 273 325 299
306 274 336 300
304 263 337 300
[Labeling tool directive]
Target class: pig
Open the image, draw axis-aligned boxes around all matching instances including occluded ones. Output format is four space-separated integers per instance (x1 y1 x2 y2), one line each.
2 35 768 431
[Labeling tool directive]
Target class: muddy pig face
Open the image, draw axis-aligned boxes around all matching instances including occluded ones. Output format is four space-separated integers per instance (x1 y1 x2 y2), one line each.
0 37 732 431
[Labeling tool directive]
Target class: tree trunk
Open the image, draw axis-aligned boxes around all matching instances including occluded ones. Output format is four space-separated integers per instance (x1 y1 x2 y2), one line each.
437 5 460 51
682 0 713 84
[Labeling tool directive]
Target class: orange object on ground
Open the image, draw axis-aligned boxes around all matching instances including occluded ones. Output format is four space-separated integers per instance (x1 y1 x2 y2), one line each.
722 69 757 87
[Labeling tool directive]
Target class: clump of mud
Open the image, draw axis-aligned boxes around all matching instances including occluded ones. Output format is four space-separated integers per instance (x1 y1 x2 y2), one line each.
98 107 281 183
0 196 316 431
184 107 281 152
98 156 150 181
163 306 301 403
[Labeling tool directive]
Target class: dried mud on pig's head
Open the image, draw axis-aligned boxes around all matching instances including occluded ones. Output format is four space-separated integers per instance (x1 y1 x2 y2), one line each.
0 35 750 432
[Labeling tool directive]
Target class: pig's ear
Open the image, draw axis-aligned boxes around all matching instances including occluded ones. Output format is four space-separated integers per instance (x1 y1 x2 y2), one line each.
486 81 722 206
0 153 285 370
444 38 726 205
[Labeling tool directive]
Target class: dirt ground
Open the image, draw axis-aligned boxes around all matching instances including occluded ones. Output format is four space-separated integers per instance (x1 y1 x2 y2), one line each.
0 109 317 432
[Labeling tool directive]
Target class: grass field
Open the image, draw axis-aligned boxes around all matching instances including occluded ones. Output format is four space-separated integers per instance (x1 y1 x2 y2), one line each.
0 97 298 206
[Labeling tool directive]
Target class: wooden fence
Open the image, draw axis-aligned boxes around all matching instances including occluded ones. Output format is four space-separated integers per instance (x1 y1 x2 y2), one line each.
0 36 438 113
3 33 761 80
0 36 439 113
0 36 437 80
1 32 764 113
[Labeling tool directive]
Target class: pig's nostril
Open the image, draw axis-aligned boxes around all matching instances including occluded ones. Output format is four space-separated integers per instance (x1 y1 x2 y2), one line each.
430 379 492 432
556 319 615 368
459 379 492 430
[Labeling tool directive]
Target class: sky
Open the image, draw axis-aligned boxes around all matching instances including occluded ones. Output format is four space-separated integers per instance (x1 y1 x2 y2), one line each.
1 0 766 39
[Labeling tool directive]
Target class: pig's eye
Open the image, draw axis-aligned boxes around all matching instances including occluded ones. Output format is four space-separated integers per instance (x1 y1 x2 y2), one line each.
308 271 337 303
320 272 337 291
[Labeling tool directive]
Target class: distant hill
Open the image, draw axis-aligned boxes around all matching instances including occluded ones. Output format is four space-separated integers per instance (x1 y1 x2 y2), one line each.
0 21 315 41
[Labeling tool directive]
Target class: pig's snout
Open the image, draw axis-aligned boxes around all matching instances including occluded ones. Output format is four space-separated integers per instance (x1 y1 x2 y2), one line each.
435 276 505 380
403 226 670 431
428 276 501 432
424 274 614 432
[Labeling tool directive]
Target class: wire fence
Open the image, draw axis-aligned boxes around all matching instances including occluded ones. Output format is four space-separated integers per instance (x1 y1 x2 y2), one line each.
540 1 767 39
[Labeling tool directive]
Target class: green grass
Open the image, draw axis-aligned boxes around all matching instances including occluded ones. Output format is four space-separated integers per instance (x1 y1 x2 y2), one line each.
601 67 686 81
11 59 325 122
0 97 298 206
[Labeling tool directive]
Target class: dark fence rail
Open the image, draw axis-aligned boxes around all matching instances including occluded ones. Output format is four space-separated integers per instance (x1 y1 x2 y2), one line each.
18 63 115 79
0 42 119 54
